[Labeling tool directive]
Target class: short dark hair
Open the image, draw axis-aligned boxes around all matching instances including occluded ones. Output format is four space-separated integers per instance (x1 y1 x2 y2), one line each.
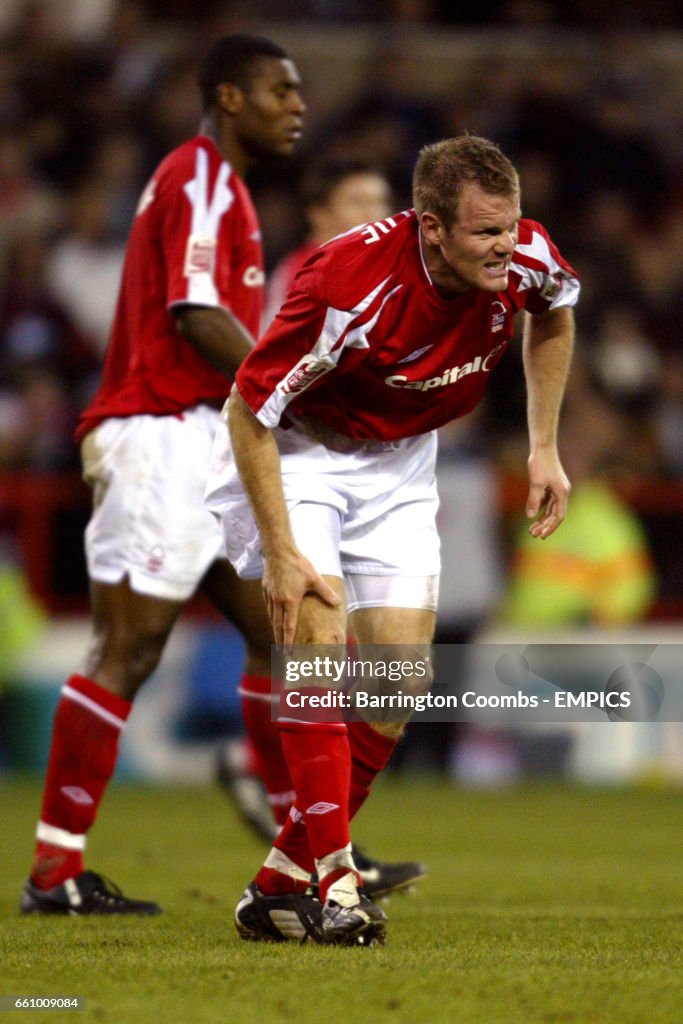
412 134 519 230
198 33 289 112
301 158 387 209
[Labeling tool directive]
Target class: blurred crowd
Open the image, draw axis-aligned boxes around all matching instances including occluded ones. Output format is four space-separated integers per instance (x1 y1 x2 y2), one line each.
0 1 680 794
1 0 681 479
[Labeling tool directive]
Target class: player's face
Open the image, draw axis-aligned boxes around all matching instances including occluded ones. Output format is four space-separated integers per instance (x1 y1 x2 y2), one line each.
310 173 392 242
237 58 305 158
422 183 521 295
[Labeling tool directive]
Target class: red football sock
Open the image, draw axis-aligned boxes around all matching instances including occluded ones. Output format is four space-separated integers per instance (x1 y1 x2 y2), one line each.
276 721 351 865
347 721 397 820
31 674 131 890
239 674 295 826
258 802 316 887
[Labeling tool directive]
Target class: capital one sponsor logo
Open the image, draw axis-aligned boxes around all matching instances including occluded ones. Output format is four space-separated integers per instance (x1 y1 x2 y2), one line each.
242 265 265 288
279 356 332 395
385 340 507 391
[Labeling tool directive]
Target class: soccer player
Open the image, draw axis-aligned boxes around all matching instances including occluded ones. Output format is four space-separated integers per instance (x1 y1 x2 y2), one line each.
206 134 579 945
215 156 426 896
19 33 307 917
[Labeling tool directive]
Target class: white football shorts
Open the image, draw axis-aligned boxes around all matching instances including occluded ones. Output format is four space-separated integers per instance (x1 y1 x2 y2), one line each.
82 406 226 601
205 414 440 612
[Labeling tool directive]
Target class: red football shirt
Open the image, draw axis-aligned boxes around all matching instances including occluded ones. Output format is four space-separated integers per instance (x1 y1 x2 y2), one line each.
235 210 580 442
77 135 263 441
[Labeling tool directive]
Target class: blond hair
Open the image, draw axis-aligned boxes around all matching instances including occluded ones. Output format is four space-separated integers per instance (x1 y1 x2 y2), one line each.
412 134 519 230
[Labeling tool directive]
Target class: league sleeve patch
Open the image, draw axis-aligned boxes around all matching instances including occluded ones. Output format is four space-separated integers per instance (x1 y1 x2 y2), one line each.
540 272 564 302
184 234 217 277
278 356 334 395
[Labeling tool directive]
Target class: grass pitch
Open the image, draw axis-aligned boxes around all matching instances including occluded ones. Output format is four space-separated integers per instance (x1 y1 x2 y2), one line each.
1 777 682 1024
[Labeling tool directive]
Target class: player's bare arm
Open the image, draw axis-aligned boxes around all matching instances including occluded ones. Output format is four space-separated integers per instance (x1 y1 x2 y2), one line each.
227 387 340 644
522 305 574 539
175 305 254 379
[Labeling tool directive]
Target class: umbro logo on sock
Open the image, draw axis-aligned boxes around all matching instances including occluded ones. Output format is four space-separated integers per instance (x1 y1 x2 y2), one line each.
60 786 94 805
306 802 340 815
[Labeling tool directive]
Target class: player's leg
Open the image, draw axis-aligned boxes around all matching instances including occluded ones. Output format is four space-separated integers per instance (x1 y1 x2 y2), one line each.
256 574 394 945
22 412 223 915
247 497 383 943
235 501 349 906
233 575 355 944
22 579 183 915
302 599 433 943
269 574 350 889
347 598 435 841
205 415 330 941
225 498 378 942
205 422 397 942
206 561 427 899
308 432 439 940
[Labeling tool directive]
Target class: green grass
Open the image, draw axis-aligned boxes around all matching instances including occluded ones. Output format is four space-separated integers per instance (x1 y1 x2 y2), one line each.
1 777 682 1024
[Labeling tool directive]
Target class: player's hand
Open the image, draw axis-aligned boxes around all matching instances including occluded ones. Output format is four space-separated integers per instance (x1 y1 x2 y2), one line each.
262 549 341 647
526 448 571 539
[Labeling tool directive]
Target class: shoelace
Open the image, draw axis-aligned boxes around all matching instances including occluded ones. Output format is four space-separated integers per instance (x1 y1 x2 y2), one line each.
90 873 126 904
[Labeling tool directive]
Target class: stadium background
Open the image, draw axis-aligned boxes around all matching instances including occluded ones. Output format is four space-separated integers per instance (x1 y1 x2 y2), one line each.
0 3 682 1022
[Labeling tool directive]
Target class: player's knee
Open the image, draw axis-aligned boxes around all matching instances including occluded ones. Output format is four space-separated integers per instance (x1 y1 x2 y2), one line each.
296 625 346 644
402 665 434 700
86 623 170 697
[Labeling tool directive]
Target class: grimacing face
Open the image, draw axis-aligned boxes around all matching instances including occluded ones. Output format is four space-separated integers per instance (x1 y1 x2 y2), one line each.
421 182 521 295
235 57 306 159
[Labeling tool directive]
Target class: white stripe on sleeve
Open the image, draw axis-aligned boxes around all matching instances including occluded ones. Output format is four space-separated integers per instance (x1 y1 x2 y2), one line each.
182 146 234 305
257 277 401 427
510 230 580 309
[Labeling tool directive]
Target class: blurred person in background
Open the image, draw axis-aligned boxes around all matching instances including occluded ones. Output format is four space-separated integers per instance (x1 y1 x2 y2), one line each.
309 40 445 205
263 156 393 326
494 351 659 786
20 32 309 920
653 351 683 480
577 83 669 221
500 351 657 629
0 533 45 770
0 231 100 469
46 182 128 357
0 125 63 265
